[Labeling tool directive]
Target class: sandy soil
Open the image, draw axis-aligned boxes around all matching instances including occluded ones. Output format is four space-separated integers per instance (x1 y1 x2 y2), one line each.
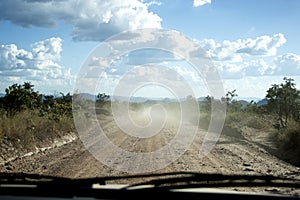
0 114 299 196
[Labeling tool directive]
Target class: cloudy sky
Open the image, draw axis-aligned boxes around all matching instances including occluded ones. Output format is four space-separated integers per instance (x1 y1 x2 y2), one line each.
0 0 299 99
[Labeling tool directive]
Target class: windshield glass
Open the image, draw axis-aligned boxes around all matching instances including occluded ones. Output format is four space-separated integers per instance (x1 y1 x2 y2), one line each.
0 0 299 196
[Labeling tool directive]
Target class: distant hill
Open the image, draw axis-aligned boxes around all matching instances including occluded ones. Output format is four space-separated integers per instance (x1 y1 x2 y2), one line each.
257 98 268 106
238 100 249 109
72 93 269 107
77 93 97 101
197 97 206 101
0 93 5 97
236 97 262 102
112 96 149 102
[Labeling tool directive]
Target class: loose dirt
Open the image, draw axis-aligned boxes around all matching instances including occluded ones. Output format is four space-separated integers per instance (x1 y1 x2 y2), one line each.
1 114 299 196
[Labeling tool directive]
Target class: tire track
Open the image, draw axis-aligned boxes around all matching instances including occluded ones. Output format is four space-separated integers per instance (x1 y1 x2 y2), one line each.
1 115 299 194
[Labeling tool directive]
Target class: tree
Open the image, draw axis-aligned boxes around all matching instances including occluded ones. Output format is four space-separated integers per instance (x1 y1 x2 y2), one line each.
96 93 110 108
40 92 73 121
222 89 242 112
266 77 300 128
225 89 238 103
203 95 213 112
3 82 42 116
245 100 258 113
97 93 110 102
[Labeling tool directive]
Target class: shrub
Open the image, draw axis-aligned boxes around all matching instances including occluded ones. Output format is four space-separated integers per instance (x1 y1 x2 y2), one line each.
225 112 244 124
199 113 211 130
0 110 75 145
245 116 265 129
221 125 244 140
272 121 300 166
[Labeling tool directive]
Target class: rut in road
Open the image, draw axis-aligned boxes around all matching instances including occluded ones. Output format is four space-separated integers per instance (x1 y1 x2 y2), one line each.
1 114 299 194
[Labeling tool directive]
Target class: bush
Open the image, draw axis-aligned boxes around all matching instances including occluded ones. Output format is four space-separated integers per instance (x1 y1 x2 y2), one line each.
199 113 211 130
225 112 245 124
245 116 265 129
272 121 300 166
221 125 244 140
0 110 75 145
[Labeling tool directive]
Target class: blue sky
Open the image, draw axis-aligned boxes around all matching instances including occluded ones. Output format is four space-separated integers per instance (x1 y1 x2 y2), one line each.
0 0 299 99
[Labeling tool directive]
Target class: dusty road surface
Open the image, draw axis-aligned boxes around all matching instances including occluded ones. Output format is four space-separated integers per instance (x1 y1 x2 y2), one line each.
1 113 300 195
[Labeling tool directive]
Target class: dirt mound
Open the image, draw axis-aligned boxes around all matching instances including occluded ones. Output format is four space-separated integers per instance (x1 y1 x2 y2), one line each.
0 132 77 168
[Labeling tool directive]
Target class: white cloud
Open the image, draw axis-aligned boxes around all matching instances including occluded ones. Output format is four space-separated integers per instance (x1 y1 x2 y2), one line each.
0 38 72 92
193 0 211 7
215 59 274 79
237 33 286 56
31 37 62 61
199 33 286 62
244 59 276 76
0 0 162 41
215 52 300 79
197 33 300 79
274 53 300 75
216 63 245 79
200 39 242 62
173 66 200 82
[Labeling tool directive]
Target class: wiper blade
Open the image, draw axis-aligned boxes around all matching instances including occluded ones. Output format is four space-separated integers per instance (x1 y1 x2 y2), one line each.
0 172 68 181
0 172 77 185
1 172 300 199
1 171 299 189
122 172 300 190
0 172 209 186
0 172 192 187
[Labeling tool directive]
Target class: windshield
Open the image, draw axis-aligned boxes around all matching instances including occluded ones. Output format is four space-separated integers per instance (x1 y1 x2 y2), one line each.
0 0 299 197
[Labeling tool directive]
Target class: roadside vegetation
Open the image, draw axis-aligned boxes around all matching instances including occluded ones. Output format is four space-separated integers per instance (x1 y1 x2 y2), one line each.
200 77 300 166
0 83 75 152
0 77 299 166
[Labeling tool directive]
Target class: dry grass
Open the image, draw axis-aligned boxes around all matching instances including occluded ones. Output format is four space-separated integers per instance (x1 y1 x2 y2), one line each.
271 121 300 166
0 110 74 146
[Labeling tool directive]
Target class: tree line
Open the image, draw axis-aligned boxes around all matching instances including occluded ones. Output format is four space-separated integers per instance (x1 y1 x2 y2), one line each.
202 77 300 129
0 82 72 121
0 77 299 128
0 82 112 121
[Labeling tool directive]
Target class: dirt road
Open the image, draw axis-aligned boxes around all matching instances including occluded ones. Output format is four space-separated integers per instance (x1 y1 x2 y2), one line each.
1 114 299 195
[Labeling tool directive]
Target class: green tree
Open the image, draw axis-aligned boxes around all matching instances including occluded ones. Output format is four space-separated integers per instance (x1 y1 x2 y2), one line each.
225 89 238 103
222 89 242 112
3 82 42 116
40 92 73 121
96 93 110 109
97 93 110 102
266 77 300 128
203 95 213 112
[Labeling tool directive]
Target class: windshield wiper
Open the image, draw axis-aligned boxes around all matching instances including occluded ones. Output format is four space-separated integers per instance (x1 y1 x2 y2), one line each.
121 172 300 190
1 171 300 189
1 172 300 199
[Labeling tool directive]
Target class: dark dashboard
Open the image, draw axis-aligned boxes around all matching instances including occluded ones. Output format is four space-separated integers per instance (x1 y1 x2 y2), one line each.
0 172 299 200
